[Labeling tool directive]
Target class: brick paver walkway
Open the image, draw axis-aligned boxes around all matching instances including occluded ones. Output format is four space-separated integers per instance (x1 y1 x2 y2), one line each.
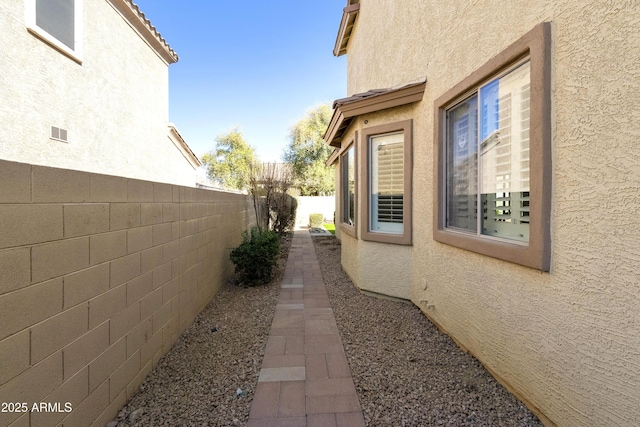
247 230 366 427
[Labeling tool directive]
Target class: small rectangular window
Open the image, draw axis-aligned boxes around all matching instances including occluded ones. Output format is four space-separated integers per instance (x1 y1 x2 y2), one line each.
340 142 357 238
27 0 83 62
370 132 404 234
50 126 69 142
361 120 412 245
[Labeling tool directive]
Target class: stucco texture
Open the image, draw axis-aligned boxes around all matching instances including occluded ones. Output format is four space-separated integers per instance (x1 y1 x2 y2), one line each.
0 1 195 186
337 1 640 426
336 106 415 300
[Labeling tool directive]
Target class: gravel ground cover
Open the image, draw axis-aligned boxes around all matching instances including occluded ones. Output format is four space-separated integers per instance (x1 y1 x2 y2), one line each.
112 231 541 427
113 235 292 427
312 235 542 427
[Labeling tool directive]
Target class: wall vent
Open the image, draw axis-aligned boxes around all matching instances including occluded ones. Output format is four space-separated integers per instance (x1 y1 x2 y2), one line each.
50 126 68 142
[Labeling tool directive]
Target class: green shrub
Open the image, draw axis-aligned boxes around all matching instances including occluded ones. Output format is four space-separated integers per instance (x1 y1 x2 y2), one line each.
229 226 280 286
309 213 323 228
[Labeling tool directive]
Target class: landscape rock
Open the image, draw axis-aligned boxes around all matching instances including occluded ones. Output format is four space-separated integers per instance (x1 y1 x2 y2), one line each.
112 233 541 426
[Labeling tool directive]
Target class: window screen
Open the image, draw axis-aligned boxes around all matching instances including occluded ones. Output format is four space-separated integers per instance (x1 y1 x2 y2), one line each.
36 0 75 50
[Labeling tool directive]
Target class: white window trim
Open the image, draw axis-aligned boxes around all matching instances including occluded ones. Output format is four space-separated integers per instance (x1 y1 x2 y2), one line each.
26 0 83 63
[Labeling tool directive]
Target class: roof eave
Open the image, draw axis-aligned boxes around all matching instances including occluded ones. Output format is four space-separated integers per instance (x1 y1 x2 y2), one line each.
326 148 340 166
324 80 427 148
339 82 426 117
109 0 179 65
333 3 360 57
168 124 202 169
324 109 348 148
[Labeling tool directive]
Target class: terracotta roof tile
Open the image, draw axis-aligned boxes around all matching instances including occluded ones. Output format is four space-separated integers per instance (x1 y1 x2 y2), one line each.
324 79 426 150
333 81 425 108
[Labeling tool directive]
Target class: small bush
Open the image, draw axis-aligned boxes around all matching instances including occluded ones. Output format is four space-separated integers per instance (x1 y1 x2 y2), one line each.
229 227 280 286
309 213 324 228
272 192 297 235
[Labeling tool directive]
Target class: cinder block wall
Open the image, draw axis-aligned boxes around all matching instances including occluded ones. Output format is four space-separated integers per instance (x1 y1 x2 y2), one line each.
0 160 255 427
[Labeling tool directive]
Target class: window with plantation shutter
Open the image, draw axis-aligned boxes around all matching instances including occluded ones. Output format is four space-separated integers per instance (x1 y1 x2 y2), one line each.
434 22 551 271
361 120 412 245
445 60 531 242
340 141 357 238
371 134 404 232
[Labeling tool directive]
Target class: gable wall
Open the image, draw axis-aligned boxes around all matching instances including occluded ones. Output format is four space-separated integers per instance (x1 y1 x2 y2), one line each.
0 1 195 186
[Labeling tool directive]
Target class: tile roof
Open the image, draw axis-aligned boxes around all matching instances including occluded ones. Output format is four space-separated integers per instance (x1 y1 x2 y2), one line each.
332 84 421 108
324 79 426 150
110 0 179 64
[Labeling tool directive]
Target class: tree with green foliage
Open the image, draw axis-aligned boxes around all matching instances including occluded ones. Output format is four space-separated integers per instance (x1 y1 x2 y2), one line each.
283 104 335 196
201 129 257 190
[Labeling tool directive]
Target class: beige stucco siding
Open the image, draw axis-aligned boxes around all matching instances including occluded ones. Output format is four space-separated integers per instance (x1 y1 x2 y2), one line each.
336 107 414 300
0 1 195 186
339 1 640 425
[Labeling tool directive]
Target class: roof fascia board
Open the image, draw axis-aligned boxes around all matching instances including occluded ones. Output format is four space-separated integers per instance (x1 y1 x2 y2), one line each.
108 0 179 65
326 148 340 166
339 83 426 118
333 3 360 57
324 110 347 147
324 81 426 148
168 125 202 169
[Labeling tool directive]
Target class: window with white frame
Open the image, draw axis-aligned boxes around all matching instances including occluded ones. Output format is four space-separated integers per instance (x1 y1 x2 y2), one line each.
361 120 412 245
434 22 551 271
27 0 83 61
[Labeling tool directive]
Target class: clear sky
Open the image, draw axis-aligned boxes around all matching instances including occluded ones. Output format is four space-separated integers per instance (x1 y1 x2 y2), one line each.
133 1 347 162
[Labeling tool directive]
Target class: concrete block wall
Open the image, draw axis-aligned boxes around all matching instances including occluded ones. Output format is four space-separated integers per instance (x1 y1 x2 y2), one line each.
0 160 255 427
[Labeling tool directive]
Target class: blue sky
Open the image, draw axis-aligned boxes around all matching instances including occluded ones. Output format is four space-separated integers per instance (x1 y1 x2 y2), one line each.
133 1 347 162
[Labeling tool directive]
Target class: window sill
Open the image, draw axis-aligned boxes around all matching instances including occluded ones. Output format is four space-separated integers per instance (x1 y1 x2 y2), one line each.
434 227 549 271
339 222 357 239
27 26 83 64
361 229 412 246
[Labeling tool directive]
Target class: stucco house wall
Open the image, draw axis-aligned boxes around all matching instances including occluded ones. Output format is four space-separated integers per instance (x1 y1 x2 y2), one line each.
333 106 415 300
0 0 198 186
328 1 640 426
